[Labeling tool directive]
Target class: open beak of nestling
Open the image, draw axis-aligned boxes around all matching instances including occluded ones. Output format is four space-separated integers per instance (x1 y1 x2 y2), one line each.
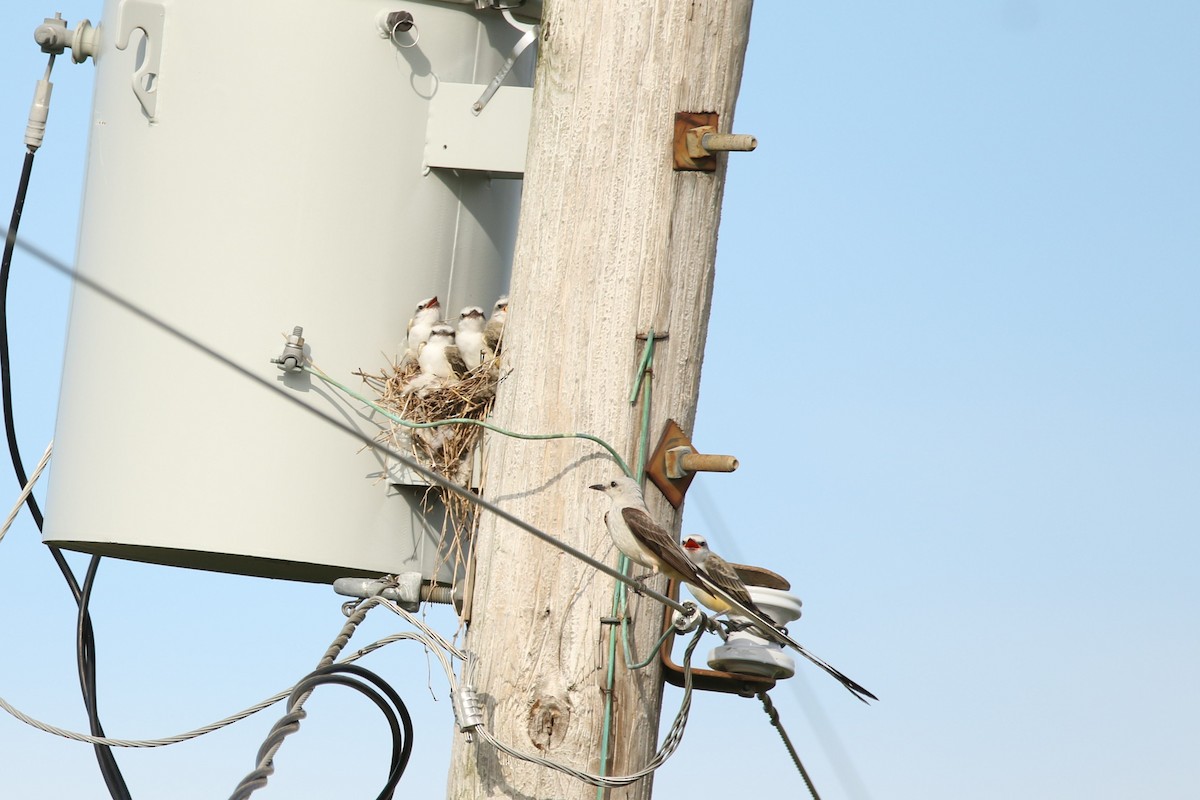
682 538 701 551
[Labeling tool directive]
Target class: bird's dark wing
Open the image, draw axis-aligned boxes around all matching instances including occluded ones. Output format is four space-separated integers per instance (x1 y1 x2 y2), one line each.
701 554 764 614
483 320 504 355
445 345 468 378
621 506 701 583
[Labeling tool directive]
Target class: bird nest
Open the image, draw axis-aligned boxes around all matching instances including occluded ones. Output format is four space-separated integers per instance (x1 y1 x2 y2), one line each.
368 360 496 467
355 358 503 607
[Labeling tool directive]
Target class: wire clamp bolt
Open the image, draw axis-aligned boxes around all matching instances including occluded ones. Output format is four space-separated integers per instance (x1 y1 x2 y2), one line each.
271 326 306 372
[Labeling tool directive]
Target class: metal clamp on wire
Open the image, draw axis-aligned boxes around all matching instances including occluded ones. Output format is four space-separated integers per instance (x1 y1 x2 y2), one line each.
670 601 704 634
271 326 306 372
453 685 485 733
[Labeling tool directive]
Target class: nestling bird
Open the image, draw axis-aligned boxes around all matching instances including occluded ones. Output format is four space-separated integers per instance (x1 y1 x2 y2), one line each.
455 306 487 370
589 476 878 703
418 323 467 380
483 294 508 358
403 295 441 363
680 534 765 618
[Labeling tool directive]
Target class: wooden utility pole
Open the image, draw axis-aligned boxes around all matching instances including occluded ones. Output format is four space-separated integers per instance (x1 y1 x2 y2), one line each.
446 2 754 798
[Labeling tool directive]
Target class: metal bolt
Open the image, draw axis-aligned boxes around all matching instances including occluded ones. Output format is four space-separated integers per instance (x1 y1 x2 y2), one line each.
685 125 758 159
272 325 306 372
699 131 758 152
664 445 739 480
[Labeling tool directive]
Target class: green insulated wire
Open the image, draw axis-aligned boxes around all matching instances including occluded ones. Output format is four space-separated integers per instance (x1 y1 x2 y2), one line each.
618 330 660 668
598 330 658 798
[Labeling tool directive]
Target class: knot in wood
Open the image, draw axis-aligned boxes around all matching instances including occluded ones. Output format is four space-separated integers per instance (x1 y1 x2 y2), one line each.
526 697 571 752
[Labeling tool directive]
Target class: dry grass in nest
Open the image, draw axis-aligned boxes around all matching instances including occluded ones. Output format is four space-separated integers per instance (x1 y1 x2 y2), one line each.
355 357 503 605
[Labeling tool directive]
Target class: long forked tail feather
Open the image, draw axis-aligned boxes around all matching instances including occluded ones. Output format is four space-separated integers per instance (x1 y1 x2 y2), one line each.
696 574 878 704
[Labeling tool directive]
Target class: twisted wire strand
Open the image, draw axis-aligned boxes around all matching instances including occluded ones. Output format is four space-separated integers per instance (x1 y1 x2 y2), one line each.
376 597 466 662
758 691 822 800
0 440 50 545
229 673 406 800
228 597 386 798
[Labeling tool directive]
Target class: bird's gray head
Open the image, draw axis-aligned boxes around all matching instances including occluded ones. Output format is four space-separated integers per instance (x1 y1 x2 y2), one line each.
429 323 455 341
459 306 485 320
588 475 644 501
491 295 509 317
681 534 710 557
415 296 439 313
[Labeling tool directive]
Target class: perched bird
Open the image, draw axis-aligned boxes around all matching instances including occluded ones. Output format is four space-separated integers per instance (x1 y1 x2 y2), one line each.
589 476 878 703
455 306 487 370
403 295 441 362
483 294 508 358
589 476 708 586
680 534 765 618
418 323 468 380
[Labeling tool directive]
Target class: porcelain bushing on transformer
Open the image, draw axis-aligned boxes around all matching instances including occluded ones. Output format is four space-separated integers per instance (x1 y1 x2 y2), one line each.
706 586 802 679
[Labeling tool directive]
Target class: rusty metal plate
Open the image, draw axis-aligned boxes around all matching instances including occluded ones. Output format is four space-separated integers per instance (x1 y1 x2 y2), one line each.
645 418 695 508
673 111 719 172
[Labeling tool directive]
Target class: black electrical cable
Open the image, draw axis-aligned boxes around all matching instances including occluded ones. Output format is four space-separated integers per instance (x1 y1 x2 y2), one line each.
296 675 403 800
79 555 132 800
1 151 41 527
2 148 130 799
259 672 409 800
309 663 414 794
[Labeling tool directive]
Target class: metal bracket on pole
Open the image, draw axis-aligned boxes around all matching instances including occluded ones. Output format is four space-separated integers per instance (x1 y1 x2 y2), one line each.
645 418 738 508
672 111 758 172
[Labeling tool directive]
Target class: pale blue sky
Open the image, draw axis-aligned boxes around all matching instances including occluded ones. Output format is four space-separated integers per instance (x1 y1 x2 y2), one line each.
2 2 1198 798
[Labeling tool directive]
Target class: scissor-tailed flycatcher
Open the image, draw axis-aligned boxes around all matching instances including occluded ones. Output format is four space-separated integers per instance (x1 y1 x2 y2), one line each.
680 534 765 617
590 475 706 585
589 476 877 703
